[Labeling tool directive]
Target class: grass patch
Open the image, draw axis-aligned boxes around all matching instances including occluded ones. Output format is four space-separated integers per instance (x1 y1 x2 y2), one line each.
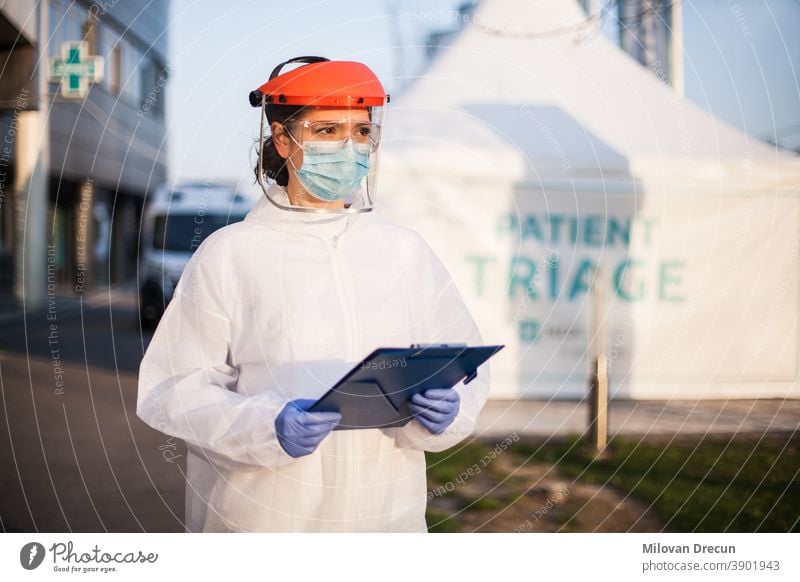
426 509 461 533
426 432 800 532
556 433 800 532
426 441 494 484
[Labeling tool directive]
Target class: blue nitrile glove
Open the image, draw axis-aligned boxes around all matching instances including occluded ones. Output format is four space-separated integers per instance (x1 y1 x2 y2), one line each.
408 388 460 434
275 399 342 458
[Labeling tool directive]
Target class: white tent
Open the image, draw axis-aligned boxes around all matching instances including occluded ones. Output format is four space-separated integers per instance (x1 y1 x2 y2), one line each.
378 0 800 399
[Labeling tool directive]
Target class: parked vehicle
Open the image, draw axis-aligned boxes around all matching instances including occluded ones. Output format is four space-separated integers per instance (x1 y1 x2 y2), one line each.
138 182 252 329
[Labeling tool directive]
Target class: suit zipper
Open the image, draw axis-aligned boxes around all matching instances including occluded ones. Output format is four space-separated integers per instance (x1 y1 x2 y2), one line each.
330 233 360 356
327 230 361 531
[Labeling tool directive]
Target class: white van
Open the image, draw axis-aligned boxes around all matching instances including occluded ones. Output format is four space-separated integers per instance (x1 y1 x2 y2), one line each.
138 181 253 329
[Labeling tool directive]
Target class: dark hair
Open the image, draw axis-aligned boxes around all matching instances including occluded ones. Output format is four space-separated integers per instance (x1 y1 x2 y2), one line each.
254 104 305 187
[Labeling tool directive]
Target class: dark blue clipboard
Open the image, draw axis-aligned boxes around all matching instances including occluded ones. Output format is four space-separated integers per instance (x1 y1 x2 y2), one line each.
308 343 504 430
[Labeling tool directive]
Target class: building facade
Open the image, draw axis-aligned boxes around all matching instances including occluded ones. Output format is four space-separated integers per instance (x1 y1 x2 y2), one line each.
0 0 169 301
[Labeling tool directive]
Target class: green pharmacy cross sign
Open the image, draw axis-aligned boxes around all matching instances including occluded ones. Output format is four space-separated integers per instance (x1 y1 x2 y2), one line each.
48 41 104 99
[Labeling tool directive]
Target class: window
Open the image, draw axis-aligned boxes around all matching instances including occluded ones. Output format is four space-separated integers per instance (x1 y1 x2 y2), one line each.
138 59 167 116
48 0 92 56
153 214 247 252
48 0 65 57
66 2 87 44
140 59 155 111
153 65 167 118
76 14 153 108
98 23 120 94
110 44 121 95
83 12 99 55
120 39 142 105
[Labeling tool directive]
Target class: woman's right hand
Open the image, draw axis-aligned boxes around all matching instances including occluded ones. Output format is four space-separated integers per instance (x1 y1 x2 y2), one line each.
275 399 342 458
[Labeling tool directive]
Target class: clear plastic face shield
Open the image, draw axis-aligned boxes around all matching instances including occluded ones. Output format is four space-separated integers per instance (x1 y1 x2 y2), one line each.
256 97 387 214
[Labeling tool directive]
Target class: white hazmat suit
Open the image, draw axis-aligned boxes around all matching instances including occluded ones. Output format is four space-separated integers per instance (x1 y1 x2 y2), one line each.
136 184 490 532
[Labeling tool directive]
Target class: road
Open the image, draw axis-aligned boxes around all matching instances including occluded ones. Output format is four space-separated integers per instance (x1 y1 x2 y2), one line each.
0 286 185 532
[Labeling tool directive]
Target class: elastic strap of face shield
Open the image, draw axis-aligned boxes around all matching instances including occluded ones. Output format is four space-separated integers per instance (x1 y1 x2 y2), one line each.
268 55 330 81
248 56 330 110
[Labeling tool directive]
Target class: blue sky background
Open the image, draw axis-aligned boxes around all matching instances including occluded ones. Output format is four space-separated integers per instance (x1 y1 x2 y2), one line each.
682 0 800 148
166 0 800 196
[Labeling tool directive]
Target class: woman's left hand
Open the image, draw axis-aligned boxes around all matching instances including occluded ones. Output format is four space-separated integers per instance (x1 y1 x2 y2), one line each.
408 388 460 434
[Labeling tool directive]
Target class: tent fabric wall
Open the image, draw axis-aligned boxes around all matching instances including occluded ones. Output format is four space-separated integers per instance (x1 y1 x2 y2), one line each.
378 0 800 399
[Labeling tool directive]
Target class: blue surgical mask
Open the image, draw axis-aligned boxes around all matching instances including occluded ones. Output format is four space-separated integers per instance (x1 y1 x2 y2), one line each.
294 140 370 202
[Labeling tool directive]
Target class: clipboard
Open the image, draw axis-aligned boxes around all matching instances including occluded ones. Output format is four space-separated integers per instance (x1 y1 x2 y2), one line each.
308 343 504 430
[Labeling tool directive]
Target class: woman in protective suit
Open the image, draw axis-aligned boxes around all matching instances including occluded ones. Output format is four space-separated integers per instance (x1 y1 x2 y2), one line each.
136 56 490 532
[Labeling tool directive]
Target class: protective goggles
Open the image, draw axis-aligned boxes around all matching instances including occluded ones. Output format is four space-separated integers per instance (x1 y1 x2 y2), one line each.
285 119 382 154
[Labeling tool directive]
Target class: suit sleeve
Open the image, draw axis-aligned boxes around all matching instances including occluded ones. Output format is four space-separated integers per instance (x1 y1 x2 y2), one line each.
136 237 292 471
388 236 491 452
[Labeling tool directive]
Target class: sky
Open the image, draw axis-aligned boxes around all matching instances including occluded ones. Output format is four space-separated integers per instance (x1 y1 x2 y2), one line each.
165 0 800 197
682 0 800 149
